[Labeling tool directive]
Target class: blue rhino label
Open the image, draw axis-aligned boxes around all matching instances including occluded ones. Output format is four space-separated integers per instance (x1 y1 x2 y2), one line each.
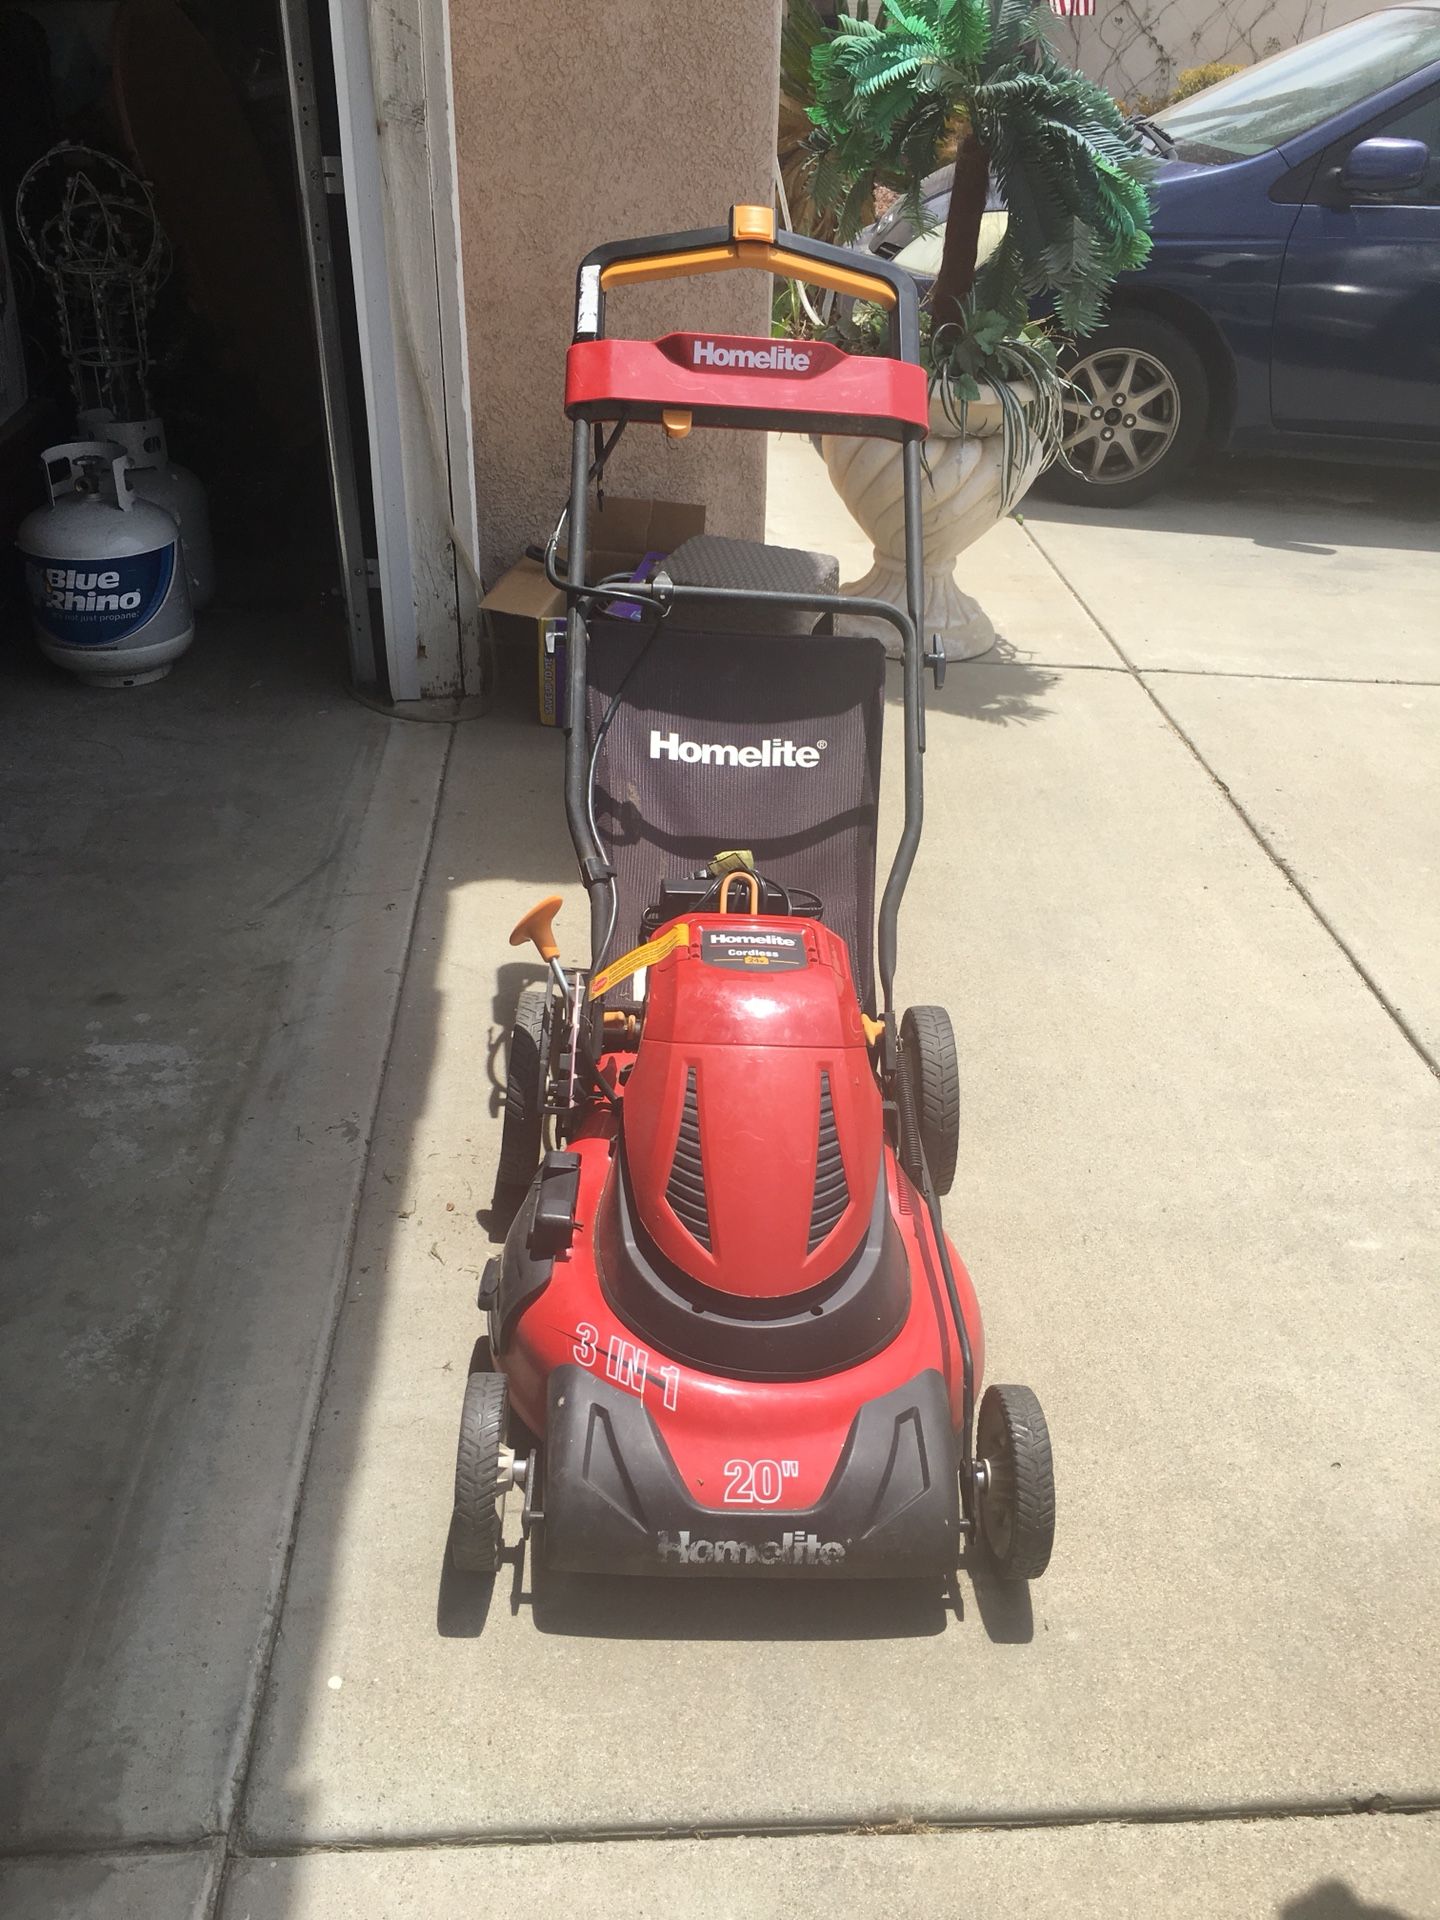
26 546 177 648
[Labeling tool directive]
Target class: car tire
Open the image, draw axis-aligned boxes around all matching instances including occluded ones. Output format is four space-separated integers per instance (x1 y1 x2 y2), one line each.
1039 312 1209 508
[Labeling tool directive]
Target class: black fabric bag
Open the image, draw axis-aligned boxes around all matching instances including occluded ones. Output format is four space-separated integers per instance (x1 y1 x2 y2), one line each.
586 619 887 1010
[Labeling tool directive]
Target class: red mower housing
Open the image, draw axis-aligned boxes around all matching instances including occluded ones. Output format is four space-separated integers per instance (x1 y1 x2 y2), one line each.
492 914 984 1574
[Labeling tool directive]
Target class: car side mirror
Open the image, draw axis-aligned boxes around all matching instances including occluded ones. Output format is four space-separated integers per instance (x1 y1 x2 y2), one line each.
1339 136 1429 197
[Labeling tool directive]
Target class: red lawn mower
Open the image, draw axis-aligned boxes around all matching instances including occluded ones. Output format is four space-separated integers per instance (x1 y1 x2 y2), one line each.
451 207 1054 1583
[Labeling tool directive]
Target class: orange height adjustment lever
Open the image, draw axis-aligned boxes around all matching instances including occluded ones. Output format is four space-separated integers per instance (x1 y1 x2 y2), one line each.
510 894 563 962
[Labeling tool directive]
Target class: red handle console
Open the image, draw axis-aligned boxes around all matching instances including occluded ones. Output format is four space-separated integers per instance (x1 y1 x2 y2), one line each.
566 331 929 443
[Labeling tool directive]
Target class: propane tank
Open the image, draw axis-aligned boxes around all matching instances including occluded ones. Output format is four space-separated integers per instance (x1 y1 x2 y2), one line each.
17 441 194 687
78 409 215 610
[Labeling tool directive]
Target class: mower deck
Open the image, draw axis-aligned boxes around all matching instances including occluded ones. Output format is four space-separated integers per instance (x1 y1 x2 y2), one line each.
542 1364 960 1578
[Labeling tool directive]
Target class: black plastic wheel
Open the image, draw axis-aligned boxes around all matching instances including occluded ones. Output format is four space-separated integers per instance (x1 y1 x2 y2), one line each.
975 1384 1055 1582
496 984 551 1189
450 1369 509 1574
1037 311 1209 508
898 1005 960 1197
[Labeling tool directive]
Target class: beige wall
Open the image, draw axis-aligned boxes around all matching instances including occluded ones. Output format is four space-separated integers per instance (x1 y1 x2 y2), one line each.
452 1 783 582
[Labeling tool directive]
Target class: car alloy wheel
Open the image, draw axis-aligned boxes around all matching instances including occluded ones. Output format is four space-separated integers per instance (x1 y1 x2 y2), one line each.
1061 347 1181 487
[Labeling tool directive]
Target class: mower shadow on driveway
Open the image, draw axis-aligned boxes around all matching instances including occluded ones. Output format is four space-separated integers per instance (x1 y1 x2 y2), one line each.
960 1555 1035 1645
527 1563 953 1639
437 1551 1034 1645
435 1541 526 1641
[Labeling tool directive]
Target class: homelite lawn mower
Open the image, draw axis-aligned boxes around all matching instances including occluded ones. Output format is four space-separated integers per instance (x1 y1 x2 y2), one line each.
451 205 1054 1582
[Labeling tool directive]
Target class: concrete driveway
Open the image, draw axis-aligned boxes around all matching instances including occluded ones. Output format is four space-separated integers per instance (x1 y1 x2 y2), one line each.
5 445 1439 1917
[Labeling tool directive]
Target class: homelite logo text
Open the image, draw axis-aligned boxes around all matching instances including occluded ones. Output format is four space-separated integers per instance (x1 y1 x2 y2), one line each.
706 931 797 946
692 338 811 373
650 730 825 769
658 1529 846 1567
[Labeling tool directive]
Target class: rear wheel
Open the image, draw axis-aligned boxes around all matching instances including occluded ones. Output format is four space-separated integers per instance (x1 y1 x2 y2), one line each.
1040 313 1208 508
451 1369 509 1574
975 1384 1055 1582
898 1005 960 1197
496 984 551 1189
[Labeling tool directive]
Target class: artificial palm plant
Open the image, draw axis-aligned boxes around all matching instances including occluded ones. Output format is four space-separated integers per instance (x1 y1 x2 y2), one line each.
802 0 1154 495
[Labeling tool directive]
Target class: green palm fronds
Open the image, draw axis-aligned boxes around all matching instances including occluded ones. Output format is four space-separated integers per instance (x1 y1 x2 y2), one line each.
804 0 1153 338
797 0 1154 498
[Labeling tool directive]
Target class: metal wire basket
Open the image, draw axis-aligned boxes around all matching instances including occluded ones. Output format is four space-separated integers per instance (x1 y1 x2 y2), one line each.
15 142 171 419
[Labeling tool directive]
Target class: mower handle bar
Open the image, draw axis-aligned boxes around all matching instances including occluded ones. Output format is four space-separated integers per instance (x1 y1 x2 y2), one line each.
573 208 922 365
543 533 918 645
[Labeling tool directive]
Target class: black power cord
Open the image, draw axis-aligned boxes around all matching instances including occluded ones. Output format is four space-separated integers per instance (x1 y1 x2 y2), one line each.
587 594 670 975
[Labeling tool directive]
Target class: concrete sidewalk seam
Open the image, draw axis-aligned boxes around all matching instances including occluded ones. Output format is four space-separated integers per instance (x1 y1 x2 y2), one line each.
229 1795 1440 1858
922 658 1127 675
0 1838 225 1920
0 1839 225 1866
948 656 1440 695
937 659 1440 687
1018 522 1440 1086
209 721 459 1920
1140 667 1440 688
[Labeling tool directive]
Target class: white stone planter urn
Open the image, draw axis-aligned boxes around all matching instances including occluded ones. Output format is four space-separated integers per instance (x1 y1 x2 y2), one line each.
821 384 1045 661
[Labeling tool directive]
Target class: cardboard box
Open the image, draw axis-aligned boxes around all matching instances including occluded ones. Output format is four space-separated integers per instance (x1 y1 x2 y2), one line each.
480 496 705 726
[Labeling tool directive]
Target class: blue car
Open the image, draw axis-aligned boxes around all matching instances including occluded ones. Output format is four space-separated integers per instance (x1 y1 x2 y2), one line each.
1046 4 1440 503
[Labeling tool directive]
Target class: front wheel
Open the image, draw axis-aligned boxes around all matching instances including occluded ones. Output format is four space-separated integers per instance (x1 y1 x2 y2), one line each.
450 1369 510 1574
975 1384 1055 1582
1040 314 1209 508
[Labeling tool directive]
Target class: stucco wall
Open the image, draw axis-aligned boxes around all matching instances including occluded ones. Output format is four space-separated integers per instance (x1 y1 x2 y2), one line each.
1052 0 1377 108
452 1 783 582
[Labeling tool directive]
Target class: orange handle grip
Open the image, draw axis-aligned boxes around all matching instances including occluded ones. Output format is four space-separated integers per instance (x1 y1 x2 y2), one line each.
600 240 898 312
599 204 897 312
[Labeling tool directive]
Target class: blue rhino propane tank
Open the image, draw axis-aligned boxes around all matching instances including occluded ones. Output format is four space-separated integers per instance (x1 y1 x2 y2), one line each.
18 441 194 687
77 410 215 611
